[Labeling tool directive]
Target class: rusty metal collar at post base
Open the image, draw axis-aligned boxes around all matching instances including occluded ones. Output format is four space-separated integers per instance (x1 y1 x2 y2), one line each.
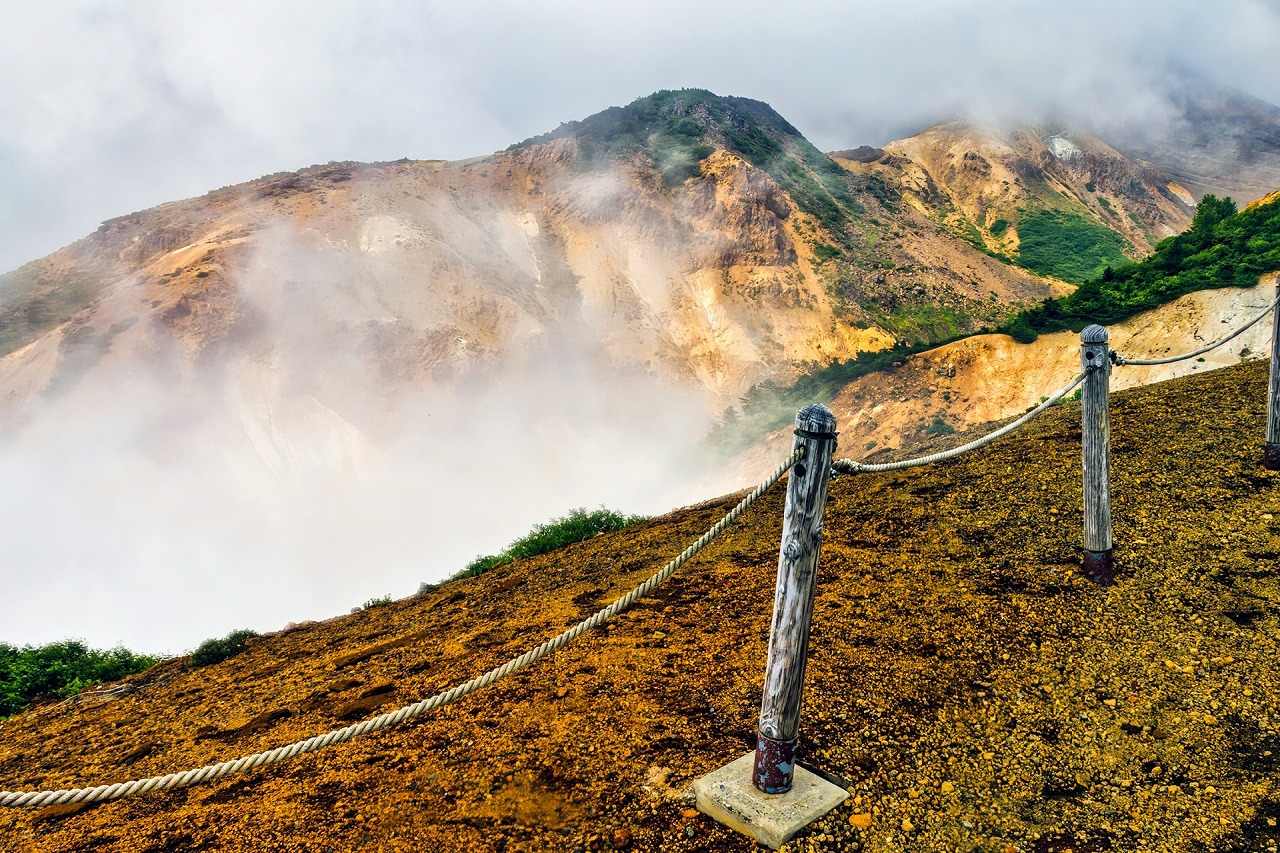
1264 443 1280 472
1082 549 1114 585
753 734 798 795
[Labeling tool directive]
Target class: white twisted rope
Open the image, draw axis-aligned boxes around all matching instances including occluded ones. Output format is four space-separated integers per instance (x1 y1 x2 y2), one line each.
1113 296 1279 366
833 370 1089 475
0 449 801 810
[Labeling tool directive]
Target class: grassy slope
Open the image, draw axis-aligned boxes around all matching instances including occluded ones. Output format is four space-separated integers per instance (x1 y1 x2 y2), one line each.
1 359 1277 852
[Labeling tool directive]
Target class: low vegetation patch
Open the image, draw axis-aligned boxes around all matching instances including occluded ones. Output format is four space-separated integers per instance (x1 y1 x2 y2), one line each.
1014 208 1131 284
0 640 159 718
457 507 649 580
190 629 259 668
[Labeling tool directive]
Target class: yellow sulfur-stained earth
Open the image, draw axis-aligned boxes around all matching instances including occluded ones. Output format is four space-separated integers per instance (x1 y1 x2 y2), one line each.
2 359 1279 853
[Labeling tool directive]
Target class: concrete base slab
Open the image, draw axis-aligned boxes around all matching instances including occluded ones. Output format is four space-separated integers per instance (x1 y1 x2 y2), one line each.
692 752 847 849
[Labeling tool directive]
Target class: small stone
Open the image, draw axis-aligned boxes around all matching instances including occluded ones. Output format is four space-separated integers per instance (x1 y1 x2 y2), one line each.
901 817 915 832
681 809 697 820
850 813 873 830
1104 699 1117 708
611 828 632 849
940 782 955 795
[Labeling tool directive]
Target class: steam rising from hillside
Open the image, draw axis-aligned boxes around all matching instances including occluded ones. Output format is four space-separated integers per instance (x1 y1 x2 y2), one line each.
0 224 714 656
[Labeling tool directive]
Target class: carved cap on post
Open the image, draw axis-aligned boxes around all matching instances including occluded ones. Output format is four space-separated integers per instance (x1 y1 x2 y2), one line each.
1080 324 1109 344
794 404 838 442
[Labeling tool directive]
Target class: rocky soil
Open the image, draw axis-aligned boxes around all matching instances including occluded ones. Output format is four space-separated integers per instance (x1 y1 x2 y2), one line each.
1 360 1278 853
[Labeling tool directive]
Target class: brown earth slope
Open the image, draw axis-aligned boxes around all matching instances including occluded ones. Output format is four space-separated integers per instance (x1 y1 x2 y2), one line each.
2 360 1278 852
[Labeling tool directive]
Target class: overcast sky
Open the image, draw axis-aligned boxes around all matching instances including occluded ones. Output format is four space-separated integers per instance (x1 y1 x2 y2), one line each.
3 0 1280 275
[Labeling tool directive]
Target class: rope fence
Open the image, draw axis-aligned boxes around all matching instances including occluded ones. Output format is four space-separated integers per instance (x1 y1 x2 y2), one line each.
4 281 1278 847
0 450 802 809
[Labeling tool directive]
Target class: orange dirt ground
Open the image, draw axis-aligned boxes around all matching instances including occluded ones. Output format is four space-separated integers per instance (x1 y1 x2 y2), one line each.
2 360 1278 852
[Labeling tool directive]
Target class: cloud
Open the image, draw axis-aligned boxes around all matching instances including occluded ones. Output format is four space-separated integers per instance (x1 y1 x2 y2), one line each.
4 1 1280 274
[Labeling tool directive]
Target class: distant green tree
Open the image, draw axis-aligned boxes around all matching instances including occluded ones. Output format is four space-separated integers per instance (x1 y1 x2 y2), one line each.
0 641 159 718
1189 194 1237 247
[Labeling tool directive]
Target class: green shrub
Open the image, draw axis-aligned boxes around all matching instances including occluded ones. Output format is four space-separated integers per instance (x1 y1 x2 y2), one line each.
925 415 956 436
190 629 259 667
455 507 648 580
362 595 393 610
0 640 160 718
989 218 1009 237
812 242 842 263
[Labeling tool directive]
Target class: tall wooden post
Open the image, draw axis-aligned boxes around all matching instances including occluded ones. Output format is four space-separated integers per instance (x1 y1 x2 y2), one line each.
1080 325 1114 584
1265 283 1280 471
754 404 837 795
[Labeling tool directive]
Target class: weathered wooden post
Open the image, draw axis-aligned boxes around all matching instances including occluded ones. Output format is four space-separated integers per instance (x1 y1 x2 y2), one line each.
754 404 838 794
692 404 846 850
1081 325 1114 584
1265 282 1280 471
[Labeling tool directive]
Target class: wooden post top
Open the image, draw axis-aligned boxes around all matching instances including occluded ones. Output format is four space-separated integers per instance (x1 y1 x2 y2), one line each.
1081 324 1109 344
795 404 837 438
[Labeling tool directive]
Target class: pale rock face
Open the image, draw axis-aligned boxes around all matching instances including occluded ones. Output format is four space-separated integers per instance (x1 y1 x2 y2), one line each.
722 277 1279 489
1046 135 1082 161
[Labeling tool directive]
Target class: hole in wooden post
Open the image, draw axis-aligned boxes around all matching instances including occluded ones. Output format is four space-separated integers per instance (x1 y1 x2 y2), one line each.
793 463 807 478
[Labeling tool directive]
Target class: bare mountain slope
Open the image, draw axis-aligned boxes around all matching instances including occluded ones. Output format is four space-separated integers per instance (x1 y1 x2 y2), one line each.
0 92 1077 432
836 121 1196 285
1105 70 1280 205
